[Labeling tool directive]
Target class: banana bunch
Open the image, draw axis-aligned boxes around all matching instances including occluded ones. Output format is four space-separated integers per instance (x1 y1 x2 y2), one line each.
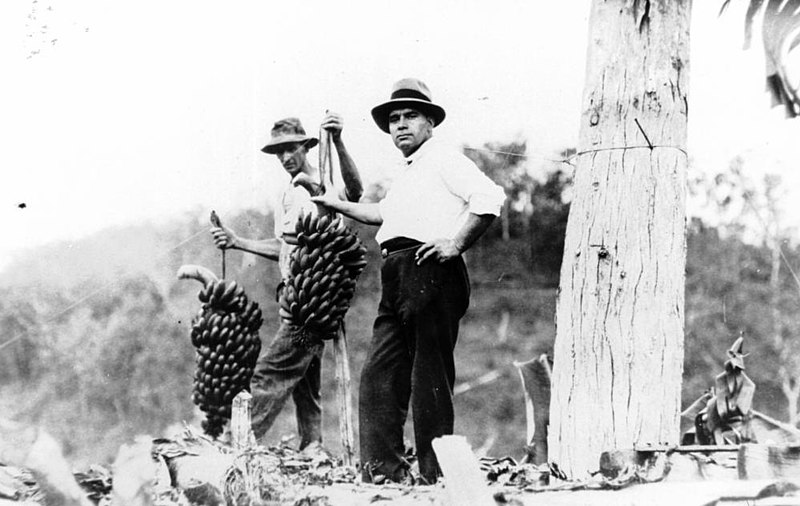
279 210 367 346
178 265 263 438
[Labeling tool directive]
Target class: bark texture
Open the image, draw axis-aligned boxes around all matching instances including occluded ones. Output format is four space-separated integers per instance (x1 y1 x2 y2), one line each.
548 0 691 477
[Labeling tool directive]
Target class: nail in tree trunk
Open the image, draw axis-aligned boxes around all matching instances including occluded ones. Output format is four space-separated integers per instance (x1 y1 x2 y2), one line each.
548 0 690 478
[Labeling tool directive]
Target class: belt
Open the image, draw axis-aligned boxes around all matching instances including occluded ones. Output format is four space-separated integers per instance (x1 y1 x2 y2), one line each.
380 237 423 258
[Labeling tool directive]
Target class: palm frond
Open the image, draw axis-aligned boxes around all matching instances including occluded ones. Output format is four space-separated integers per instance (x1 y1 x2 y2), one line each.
722 0 800 117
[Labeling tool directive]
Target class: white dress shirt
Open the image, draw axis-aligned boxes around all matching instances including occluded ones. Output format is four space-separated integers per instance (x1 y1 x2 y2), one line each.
274 184 317 279
375 137 506 245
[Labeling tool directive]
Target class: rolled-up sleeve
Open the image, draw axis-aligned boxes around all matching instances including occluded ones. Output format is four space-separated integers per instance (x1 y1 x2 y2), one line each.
440 154 506 216
468 186 506 216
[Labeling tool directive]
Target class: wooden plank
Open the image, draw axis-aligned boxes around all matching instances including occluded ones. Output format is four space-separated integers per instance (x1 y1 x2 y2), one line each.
333 330 355 466
670 445 740 453
431 435 494 506
633 444 740 453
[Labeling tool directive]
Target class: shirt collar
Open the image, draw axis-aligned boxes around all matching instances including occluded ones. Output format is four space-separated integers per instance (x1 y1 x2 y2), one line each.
403 136 436 165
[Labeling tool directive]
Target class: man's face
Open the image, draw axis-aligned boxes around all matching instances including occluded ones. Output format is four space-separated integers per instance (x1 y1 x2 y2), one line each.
273 143 307 177
388 107 433 157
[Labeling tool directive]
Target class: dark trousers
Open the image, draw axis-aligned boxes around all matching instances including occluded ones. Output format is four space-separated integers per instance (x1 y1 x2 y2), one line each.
250 320 323 449
359 243 470 483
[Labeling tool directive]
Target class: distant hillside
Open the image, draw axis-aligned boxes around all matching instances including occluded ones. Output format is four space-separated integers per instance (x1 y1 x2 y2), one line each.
1 206 798 468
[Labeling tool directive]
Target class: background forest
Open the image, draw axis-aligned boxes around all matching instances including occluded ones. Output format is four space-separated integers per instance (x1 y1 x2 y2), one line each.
1 142 798 468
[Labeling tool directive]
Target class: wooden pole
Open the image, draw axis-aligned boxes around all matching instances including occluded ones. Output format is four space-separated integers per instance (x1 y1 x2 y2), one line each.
231 391 254 451
513 354 552 465
333 326 355 465
317 126 355 465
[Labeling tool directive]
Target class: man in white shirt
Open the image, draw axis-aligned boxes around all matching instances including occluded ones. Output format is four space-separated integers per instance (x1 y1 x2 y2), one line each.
210 114 362 452
312 78 505 484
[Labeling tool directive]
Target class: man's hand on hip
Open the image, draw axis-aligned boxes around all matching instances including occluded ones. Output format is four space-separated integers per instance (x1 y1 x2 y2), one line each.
415 239 462 265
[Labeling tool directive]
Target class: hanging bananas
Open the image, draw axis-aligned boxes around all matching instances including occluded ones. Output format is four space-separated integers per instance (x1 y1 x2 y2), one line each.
177 265 263 438
278 210 367 347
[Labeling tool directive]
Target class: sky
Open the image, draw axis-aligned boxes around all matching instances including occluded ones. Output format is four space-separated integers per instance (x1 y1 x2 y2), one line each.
1 0 799 271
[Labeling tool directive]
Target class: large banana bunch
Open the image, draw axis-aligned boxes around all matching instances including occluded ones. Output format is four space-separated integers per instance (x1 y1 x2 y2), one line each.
279 210 367 346
178 265 263 438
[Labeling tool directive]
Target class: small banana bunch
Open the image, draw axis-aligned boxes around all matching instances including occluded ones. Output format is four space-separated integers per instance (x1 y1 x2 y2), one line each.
279 210 367 346
178 265 263 438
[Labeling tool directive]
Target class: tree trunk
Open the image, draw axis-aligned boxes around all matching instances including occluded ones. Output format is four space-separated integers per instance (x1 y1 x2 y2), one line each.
501 198 511 242
548 0 691 477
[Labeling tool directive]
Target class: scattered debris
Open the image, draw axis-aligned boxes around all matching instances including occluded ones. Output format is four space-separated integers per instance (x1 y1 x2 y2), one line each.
72 466 112 502
5 336 800 505
684 336 756 446
0 466 39 503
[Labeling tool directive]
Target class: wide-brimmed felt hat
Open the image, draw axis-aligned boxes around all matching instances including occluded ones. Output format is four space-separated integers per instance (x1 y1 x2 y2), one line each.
371 78 446 133
261 117 319 154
